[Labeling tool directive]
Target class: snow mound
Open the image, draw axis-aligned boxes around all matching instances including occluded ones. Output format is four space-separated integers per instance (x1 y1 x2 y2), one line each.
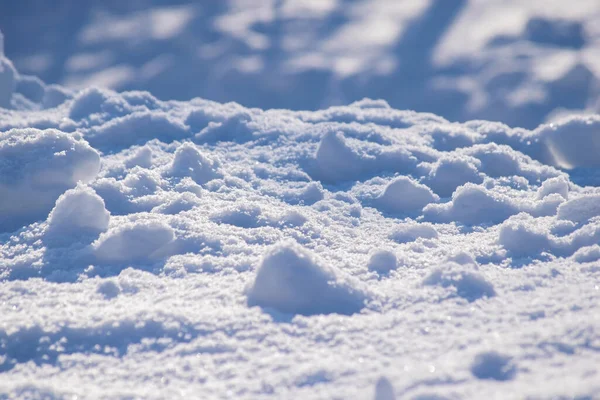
572 245 600 263
125 146 153 169
424 262 496 302
367 249 398 275
151 192 200 215
167 142 221 185
122 167 164 196
498 213 552 257
96 280 121 299
247 241 368 316
446 252 477 266
0 128 100 232
211 204 264 228
194 112 254 143
85 111 188 151
313 131 367 183
390 223 438 244
425 155 483 198
557 194 600 224
375 177 439 215
470 351 517 381
537 116 600 169
46 184 110 246
423 184 516 225
537 176 569 200
93 220 175 263
42 84 72 109
68 87 124 121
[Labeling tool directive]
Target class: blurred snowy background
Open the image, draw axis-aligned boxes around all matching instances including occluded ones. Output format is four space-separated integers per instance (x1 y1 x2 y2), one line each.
2 0 600 128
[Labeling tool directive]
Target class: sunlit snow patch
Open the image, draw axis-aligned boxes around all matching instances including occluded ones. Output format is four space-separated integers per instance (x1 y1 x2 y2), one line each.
247 241 368 316
0 128 100 232
375 177 439 215
45 184 110 247
424 262 496 302
93 220 175 263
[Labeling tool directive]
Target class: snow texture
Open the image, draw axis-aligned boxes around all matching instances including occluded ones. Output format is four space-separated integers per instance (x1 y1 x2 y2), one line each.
375 177 439 215
4 1 600 129
46 184 110 246
0 128 100 232
247 241 368 316
367 249 398 275
1 21 600 398
93 220 175 263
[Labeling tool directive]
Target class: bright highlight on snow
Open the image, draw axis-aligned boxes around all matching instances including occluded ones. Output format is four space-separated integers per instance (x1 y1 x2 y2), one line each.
1 10 600 399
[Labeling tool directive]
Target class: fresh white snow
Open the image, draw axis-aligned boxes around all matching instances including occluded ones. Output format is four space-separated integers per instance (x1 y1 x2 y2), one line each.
4 0 600 129
1 6 600 399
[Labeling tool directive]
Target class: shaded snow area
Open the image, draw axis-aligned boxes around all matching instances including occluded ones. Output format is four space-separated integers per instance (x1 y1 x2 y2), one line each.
3 0 600 129
1 30 600 400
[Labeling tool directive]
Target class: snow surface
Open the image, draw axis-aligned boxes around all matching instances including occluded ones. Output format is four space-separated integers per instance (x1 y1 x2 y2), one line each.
1 17 600 400
3 0 600 129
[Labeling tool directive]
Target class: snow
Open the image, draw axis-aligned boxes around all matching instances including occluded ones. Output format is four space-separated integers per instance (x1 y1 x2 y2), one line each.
0 128 100 233
367 249 398 275
1 4 600 398
0 57 16 108
536 115 600 169
498 213 552 257
375 177 439 215
423 262 496 302
424 155 483 198
423 183 517 225
374 377 396 400
390 223 438 245
45 184 110 246
4 1 600 129
537 176 569 200
246 241 368 316
470 351 517 382
168 142 221 185
557 193 600 223
93 220 176 263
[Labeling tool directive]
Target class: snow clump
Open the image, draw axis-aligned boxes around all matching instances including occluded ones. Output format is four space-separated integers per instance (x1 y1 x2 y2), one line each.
424 262 496 302
247 241 368 316
0 128 100 232
93 220 175 263
375 177 439 215
45 184 110 246
367 249 398 275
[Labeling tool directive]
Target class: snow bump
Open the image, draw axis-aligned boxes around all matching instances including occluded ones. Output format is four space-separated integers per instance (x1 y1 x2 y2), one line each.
0 128 100 232
168 142 221 185
93 220 175 263
390 222 438 244
557 194 600 224
375 177 439 215
424 262 496 302
367 249 398 275
45 184 110 246
537 116 600 169
423 184 516 225
247 241 368 316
